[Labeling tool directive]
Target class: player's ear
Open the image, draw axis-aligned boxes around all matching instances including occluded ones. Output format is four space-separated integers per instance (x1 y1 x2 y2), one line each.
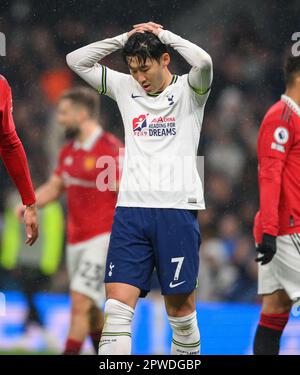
161 52 170 67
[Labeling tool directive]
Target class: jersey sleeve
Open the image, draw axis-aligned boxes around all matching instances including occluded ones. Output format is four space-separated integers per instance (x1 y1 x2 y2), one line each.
98 66 130 101
0 76 36 205
158 30 213 107
182 74 211 108
257 117 295 237
66 33 130 101
0 76 15 135
258 118 294 161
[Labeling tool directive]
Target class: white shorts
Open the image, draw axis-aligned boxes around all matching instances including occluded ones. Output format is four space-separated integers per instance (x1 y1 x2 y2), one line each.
258 234 300 300
66 233 110 307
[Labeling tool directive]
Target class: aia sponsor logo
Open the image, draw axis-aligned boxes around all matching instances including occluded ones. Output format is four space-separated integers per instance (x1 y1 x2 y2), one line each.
133 114 148 132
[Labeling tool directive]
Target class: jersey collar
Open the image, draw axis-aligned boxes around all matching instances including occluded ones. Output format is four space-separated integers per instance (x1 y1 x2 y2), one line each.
73 127 102 151
146 74 178 97
281 94 300 118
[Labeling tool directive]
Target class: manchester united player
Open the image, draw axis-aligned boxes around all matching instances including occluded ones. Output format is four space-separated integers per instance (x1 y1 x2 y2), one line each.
253 54 300 355
0 74 38 245
17 87 123 354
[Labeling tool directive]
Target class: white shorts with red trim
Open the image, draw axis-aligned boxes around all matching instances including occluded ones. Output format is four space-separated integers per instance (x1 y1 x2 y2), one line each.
258 234 300 300
66 233 110 307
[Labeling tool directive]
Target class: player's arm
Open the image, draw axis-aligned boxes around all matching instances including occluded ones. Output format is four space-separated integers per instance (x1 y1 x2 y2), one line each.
159 30 212 96
16 174 64 219
34 174 64 208
133 22 213 96
256 120 294 265
66 31 132 98
0 77 38 245
0 78 36 206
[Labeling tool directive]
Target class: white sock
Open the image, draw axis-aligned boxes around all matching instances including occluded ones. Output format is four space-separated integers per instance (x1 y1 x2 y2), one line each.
168 310 200 355
98 298 134 355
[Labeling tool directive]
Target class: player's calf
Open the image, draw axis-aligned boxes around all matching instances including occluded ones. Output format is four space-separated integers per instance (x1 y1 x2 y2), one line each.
253 291 292 355
98 298 134 355
64 291 93 355
168 310 200 355
89 304 104 354
165 293 200 355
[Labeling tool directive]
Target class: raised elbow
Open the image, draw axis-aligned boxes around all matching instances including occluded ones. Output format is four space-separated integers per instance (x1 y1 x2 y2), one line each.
66 52 76 70
202 53 213 72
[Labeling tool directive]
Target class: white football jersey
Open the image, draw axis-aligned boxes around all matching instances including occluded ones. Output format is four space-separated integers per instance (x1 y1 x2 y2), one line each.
102 67 209 209
66 30 213 209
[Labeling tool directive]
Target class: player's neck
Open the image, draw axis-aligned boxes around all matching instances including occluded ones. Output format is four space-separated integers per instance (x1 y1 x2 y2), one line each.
77 120 100 143
157 70 173 92
285 87 300 108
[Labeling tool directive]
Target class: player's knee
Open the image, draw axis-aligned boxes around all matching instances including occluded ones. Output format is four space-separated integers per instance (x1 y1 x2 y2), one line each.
103 298 134 325
168 310 198 335
71 292 92 317
165 296 195 317
262 297 292 315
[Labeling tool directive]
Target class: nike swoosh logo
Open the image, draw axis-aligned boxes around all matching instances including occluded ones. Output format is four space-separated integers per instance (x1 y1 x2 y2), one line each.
169 280 186 288
131 94 143 99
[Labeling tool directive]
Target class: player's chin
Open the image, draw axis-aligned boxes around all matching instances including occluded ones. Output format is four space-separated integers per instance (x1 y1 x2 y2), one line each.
142 83 152 92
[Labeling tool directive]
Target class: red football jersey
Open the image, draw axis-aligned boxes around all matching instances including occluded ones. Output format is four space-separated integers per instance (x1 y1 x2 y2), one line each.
254 95 300 244
55 129 123 244
0 75 35 205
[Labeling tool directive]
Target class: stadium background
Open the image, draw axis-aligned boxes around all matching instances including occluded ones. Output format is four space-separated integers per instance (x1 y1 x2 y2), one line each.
0 0 300 354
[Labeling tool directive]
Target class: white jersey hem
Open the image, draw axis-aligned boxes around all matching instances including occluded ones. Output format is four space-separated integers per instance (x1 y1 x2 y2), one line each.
116 202 205 210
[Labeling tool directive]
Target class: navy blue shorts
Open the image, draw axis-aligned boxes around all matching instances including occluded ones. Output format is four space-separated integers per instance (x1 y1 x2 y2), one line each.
104 207 201 297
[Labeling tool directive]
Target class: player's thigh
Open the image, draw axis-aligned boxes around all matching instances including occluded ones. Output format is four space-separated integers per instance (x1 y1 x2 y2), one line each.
274 234 300 300
258 234 300 302
68 235 109 307
164 290 196 317
105 282 141 309
104 207 155 305
261 289 292 314
155 209 201 296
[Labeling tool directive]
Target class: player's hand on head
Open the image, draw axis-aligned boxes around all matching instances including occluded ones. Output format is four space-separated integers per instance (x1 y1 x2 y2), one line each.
255 233 277 265
127 28 145 38
133 22 164 36
23 204 39 246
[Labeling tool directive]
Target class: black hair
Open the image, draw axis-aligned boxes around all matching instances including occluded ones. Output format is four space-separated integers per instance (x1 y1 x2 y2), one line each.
284 54 300 86
60 86 100 119
122 31 168 66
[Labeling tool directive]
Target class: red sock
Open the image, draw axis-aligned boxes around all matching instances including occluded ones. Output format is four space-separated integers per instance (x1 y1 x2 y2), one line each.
63 338 83 355
259 312 289 331
90 330 102 353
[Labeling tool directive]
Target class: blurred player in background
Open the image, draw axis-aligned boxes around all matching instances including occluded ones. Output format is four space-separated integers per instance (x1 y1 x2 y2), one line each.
17 87 123 354
0 74 38 245
67 21 212 355
253 55 300 355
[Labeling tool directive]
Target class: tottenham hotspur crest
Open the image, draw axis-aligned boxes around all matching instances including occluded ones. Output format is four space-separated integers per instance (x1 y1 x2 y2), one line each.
167 94 174 106
108 262 115 277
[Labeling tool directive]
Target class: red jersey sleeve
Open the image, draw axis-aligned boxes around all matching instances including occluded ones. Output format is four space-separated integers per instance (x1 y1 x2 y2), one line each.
257 117 295 236
0 76 36 205
0 76 15 134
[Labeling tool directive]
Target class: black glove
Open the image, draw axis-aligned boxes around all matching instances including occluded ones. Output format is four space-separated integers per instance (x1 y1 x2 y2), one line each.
255 234 277 265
